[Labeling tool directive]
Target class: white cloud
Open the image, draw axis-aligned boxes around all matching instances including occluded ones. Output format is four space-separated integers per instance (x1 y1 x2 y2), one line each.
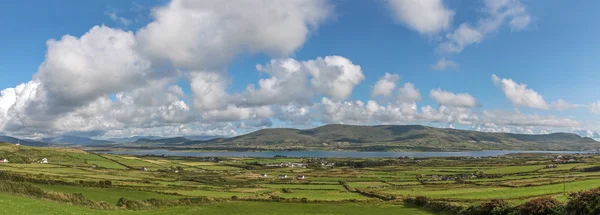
36 26 152 115
189 71 229 111
239 56 365 106
431 58 459 71
437 0 530 55
105 9 132 26
305 56 365 101
420 105 477 124
386 0 454 34
438 24 483 54
492 74 549 109
241 58 312 106
430 89 477 108
136 0 332 70
550 99 584 111
397 83 422 103
589 101 600 114
372 73 400 97
480 110 579 128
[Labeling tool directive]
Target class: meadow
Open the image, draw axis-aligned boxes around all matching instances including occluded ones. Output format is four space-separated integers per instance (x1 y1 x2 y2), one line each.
1 143 599 214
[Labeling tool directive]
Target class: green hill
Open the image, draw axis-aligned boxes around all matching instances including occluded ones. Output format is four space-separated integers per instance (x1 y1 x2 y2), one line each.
199 124 598 151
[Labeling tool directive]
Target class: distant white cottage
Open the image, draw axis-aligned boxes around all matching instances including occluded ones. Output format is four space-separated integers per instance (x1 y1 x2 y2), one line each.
40 158 48 164
259 173 268 178
0 158 8 163
279 175 288 179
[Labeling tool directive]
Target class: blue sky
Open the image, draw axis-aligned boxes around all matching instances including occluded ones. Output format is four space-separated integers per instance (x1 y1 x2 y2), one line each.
1 0 599 138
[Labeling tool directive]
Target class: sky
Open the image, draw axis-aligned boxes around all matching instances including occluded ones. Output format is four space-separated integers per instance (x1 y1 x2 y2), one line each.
1 0 600 139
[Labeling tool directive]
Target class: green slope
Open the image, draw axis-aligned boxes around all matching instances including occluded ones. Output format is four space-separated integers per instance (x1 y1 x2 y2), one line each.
198 124 598 151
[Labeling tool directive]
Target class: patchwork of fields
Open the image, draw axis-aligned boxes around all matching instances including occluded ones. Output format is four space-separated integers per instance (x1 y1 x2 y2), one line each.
0 143 599 214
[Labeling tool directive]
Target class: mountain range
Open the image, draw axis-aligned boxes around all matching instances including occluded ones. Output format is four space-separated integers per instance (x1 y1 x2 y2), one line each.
1 125 598 151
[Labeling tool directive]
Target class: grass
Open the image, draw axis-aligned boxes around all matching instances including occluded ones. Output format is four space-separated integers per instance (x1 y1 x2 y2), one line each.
0 193 434 215
260 184 345 190
383 179 600 200
483 165 544 174
1 144 600 214
277 190 370 200
36 184 182 203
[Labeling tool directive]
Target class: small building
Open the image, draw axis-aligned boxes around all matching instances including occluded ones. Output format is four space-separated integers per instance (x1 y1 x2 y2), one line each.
0 158 8 163
259 173 268 178
279 175 288 179
91 164 98 168
140 167 148 171
546 164 557 168
296 175 305 180
39 158 48 164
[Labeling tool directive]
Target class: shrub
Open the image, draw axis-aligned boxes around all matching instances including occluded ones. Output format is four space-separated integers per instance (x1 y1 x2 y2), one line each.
565 188 600 215
414 196 428 207
465 199 513 215
517 197 564 215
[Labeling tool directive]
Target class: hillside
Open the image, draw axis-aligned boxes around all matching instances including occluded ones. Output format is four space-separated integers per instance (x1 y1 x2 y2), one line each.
42 135 114 145
200 124 598 151
0 136 48 147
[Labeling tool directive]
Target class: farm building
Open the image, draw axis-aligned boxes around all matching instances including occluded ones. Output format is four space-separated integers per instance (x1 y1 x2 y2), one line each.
140 167 148 171
39 158 48 164
0 158 8 163
279 175 288 179
260 173 268 178
546 164 557 168
296 175 305 180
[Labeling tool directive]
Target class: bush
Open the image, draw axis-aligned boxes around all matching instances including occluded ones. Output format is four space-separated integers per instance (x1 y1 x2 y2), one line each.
464 199 513 215
414 196 428 207
565 188 600 215
517 197 564 215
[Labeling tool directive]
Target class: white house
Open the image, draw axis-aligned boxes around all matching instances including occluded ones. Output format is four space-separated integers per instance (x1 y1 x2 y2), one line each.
279 175 288 179
296 175 305 180
259 173 268 178
0 158 8 163
40 158 48 164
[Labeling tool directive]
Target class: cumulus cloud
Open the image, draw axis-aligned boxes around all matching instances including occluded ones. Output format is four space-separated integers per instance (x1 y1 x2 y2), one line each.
237 56 365 106
305 56 365 101
397 83 422 103
189 71 229 111
372 73 400 97
492 74 548 109
136 0 332 70
36 26 152 115
386 0 454 34
430 89 477 108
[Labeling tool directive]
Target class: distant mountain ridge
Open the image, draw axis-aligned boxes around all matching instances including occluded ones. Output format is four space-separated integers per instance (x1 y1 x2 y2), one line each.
199 124 598 151
0 125 597 151
42 135 114 145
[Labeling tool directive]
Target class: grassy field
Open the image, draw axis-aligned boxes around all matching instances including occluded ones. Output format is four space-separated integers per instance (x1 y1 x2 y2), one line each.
1 143 600 214
0 193 434 215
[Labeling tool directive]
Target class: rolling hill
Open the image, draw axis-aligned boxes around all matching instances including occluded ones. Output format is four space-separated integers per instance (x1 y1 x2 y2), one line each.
198 124 598 151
